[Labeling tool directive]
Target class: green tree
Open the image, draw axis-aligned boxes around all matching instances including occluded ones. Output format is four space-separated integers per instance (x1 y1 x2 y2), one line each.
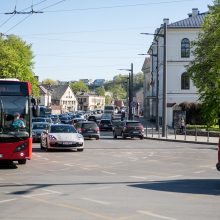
0 35 39 96
70 80 89 94
95 87 105 96
187 1 220 126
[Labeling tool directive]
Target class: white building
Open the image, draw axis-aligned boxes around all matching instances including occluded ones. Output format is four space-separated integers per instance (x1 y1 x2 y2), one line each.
143 8 208 127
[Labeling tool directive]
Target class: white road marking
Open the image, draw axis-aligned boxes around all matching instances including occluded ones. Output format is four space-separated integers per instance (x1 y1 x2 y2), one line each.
0 198 17 203
102 171 116 175
193 170 205 174
137 210 177 220
42 189 62 194
86 186 112 191
82 197 110 205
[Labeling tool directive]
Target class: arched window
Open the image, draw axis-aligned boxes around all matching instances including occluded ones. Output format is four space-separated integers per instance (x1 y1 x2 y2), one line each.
181 72 190 90
181 38 190 58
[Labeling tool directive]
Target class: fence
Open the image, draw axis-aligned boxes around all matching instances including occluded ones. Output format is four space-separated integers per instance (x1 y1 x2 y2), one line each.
145 126 220 144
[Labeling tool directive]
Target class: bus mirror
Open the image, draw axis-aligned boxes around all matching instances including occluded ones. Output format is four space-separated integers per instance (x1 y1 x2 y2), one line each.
32 105 40 117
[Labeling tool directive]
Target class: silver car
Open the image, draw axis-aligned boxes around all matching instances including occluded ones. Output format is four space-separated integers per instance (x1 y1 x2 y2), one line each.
40 124 84 151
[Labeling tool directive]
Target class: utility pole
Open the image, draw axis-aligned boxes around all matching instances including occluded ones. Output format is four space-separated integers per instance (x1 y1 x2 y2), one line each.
118 63 134 120
162 22 167 137
129 63 134 120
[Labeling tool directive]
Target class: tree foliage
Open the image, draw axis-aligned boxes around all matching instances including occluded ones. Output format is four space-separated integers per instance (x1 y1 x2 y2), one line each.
70 80 89 94
95 86 105 96
0 35 39 96
187 1 220 125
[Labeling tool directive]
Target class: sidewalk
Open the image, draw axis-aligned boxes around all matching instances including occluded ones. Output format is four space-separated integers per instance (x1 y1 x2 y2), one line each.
139 117 219 145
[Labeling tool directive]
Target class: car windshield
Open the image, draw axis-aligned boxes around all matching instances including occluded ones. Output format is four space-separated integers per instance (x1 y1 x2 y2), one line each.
50 125 77 133
33 123 48 129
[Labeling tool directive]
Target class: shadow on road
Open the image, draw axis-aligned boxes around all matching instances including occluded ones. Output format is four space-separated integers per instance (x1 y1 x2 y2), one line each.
0 161 17 169
129 179 220 196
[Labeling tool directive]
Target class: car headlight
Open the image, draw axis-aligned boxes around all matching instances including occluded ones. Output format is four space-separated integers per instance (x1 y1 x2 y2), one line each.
49 135 57 140
77 134 84 139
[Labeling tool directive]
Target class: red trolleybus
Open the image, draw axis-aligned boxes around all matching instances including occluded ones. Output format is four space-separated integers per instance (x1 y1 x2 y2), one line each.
0 79 35 164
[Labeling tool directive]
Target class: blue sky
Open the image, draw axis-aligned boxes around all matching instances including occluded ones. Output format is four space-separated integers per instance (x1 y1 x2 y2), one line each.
0 0 213 82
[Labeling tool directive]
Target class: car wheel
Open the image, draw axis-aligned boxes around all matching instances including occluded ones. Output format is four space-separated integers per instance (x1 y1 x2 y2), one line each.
122 132 126 139
113 132 117 139
18 159 26 165
140 136 144 140
78 148 84 152
96 137 100 140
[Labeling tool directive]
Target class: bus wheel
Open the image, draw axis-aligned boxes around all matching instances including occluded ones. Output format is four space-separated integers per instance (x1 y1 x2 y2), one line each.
18 159 26 165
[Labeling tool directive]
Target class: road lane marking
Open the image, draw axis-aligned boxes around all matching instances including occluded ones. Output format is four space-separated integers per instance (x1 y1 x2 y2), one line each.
86 186 112 191
102 171 116 175
137 210 177 220
0 198 17 203
82 197 110 205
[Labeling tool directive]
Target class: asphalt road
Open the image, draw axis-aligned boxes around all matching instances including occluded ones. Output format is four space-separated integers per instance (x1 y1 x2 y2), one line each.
0 132 219 220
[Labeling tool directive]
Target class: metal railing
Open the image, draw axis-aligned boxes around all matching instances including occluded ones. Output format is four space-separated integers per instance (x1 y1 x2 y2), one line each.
145 125 220 144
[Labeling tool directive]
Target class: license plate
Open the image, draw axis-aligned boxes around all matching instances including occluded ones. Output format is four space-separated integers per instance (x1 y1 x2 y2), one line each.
0 154 3 158
133 131 138 134
63 142 72 145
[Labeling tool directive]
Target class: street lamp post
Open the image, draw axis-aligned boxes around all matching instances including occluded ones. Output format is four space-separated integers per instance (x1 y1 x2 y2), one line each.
141 21 167 137
118 63 134 120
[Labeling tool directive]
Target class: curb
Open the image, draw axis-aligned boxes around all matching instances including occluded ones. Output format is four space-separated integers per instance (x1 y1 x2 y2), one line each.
144 136 218 146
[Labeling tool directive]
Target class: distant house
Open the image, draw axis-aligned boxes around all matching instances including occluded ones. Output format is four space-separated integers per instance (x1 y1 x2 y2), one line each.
76 92 105 111
37 85 52 107
93 79 105 87
42 84 78 114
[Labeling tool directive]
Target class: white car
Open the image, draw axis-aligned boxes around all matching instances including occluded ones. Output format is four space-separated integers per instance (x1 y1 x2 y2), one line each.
40 124 84 151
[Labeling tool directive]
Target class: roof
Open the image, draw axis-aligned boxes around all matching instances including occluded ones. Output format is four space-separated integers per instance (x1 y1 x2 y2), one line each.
43 84 71 100
168 11 208 29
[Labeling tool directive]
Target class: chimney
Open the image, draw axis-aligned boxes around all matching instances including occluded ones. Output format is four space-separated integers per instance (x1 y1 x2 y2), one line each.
163 18 169 25
192 8 199 17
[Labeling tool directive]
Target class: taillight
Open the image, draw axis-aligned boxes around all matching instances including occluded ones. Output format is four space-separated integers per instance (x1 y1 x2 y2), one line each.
95 127 100 132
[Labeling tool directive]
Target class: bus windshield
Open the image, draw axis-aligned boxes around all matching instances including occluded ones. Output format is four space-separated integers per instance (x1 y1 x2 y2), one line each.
0 96 30 139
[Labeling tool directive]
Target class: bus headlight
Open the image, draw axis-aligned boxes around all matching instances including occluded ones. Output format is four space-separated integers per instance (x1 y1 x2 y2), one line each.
14 142 28 152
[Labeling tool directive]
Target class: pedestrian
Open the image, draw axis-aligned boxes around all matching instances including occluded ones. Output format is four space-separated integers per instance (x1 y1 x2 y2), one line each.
180 117 185 133
11 112 25 129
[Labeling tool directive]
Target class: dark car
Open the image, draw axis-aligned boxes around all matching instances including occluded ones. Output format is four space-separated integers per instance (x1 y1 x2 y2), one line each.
59 116 72 124
75 121 100 140
32 122 49 142
113 120 145 139
99 119 113 131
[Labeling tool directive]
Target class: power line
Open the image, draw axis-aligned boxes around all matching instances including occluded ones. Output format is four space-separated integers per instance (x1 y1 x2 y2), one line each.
41 0 198 13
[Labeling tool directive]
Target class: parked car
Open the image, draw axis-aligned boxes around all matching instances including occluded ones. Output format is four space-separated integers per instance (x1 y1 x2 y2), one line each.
32 122 50 142
113 120 145 139
40 124 84 151
99 119 113 131
75 121 100 140
217 137 220 171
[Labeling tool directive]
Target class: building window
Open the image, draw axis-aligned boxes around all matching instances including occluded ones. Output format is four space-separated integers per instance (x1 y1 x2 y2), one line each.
181 38 190 58
181 72 190 90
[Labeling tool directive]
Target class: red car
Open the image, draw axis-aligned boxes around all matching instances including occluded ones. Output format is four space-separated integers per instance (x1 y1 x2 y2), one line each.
217 137 220 171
